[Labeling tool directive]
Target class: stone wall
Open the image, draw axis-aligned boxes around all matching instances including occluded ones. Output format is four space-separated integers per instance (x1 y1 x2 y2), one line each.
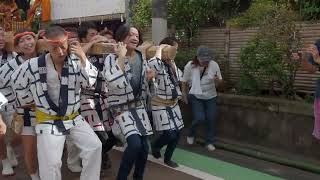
181 93 320 163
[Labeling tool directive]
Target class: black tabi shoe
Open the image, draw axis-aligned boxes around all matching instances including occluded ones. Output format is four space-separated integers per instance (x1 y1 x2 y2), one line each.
151 145 161 159
164 160 179 168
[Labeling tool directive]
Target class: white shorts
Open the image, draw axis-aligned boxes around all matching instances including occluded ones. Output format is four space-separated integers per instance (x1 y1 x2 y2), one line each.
21 126 36 136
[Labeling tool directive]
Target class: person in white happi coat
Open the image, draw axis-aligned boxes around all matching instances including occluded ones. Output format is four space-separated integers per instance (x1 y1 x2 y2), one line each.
66 22 117 172
11 26 102 180
103 24 155 180
147 37 184 168
0 26 18 177
4 29 41 179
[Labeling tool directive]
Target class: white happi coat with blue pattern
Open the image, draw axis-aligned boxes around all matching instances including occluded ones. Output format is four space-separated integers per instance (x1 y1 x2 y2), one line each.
148 57 184 131
103 50 153 138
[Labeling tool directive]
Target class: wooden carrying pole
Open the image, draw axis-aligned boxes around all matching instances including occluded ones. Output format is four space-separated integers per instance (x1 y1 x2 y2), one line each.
4 33 116 55
5 33 177 58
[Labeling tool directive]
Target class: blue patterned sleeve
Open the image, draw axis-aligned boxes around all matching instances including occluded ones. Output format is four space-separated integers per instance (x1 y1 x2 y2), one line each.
103 54 129 90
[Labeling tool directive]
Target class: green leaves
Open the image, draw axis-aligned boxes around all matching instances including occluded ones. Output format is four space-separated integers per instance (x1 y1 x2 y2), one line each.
130 0 250 46
238 6 301 99
227 0 276 28
167 0 244 46
174 48 197 70
301 0 320 20
131 0 152 30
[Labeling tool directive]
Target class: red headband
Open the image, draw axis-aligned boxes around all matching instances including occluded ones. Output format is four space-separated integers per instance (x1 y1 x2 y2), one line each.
43 32 69 46
14 32 36 43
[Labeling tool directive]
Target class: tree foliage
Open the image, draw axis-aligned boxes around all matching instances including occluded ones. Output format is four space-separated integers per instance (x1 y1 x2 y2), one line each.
291 0 320 20
168 0 251 47
131 0 152 30
131 0 251 47
227 0 275 28
226 0 311 28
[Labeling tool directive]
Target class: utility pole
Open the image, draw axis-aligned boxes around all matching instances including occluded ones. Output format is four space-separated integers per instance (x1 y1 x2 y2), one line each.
152 0 168 44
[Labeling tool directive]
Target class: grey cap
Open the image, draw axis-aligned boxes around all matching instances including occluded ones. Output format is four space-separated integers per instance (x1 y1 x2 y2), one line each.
197 46 213 62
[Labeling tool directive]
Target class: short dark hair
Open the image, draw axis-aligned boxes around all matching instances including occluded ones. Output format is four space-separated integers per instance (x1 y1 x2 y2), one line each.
100 29 113 37
114 24 130 42
78 22 97 40
45 26 66 39
64 26 78 33
159 37 178 46
115 24 143 45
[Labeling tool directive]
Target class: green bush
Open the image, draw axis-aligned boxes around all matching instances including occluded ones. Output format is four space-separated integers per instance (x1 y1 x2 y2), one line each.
238 35 285 95
174 48 196 70
237 6 301 99
237 73 260 95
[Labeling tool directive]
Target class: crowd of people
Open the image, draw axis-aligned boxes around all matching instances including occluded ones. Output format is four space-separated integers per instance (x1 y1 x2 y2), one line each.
0 22 223 180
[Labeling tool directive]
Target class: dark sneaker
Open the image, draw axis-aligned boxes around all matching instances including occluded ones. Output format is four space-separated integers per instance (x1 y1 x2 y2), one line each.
151 143 161 159
152 148 161 159
164 160 179 168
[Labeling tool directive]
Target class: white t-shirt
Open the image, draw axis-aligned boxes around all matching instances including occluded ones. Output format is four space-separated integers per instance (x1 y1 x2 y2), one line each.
182 60 222 100
46 54 62 106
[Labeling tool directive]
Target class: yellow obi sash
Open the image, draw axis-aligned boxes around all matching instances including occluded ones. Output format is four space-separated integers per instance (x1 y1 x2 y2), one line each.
35 109 79 124
151 96 178 107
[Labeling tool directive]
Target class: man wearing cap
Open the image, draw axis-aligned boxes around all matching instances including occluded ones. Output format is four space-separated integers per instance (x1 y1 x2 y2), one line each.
181 45 223 151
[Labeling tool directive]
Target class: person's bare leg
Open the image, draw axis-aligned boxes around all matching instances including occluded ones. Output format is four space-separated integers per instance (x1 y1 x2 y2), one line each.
22 135 40 179
0 134 14 176
0 134 7 160
10 132 21 147
6 131 20 167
